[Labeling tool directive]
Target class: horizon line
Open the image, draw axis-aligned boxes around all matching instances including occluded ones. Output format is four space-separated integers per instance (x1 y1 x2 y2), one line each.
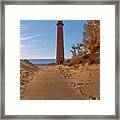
20 58 70 59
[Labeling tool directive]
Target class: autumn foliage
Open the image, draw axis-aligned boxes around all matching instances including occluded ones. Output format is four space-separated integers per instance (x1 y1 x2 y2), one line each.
69 20 100 66
83 20 100 64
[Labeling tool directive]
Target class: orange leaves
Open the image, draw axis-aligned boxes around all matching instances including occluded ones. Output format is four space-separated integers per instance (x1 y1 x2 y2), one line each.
69 20 100 66
83 20 100 64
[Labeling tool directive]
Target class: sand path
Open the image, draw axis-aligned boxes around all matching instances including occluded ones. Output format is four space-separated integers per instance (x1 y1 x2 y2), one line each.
22 65 85 100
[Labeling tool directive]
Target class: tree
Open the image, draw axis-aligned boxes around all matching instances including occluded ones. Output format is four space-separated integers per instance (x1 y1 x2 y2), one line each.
70 43 83 56
69 43 83 66
82 20 100 64
69 20 100 66
70 44 77 56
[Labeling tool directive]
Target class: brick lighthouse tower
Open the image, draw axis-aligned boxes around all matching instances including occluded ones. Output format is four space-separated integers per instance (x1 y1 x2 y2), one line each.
56 21 64 64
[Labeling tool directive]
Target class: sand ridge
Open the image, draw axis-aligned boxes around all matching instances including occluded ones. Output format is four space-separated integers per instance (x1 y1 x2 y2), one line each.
59 64 100 100
21 64 100 100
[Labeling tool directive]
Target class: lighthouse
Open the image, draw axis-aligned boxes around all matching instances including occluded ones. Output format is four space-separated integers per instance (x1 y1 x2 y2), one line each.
56 21 64 64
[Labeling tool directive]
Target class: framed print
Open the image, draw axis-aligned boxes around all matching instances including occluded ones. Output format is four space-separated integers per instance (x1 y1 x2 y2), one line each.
0 0 119 119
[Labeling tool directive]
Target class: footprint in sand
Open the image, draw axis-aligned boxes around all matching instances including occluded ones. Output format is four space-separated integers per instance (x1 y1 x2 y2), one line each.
71 82 74 85
80 70 83 73
73 85 76 88
86 82 95 85
76 82 83 85
71 82 75 85
68 76 71 79
68 73 72 78
89 73 94 79
65 76 70 79
78 87 87 96
71 82 77 88
73 72 76 74
89 95 98 100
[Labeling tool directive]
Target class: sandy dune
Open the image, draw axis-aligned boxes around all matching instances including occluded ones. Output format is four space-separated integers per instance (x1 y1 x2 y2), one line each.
59 64 100 100
22 65 86 100
21 64 100 100
20 60 39 98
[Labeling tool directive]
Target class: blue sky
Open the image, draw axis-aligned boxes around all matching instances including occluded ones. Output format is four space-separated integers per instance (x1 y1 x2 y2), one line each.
20 20 86 59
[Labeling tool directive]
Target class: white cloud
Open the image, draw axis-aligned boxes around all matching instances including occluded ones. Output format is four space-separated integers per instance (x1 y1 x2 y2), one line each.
20 24 31 31
20 33 42 41
21 27 31 31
